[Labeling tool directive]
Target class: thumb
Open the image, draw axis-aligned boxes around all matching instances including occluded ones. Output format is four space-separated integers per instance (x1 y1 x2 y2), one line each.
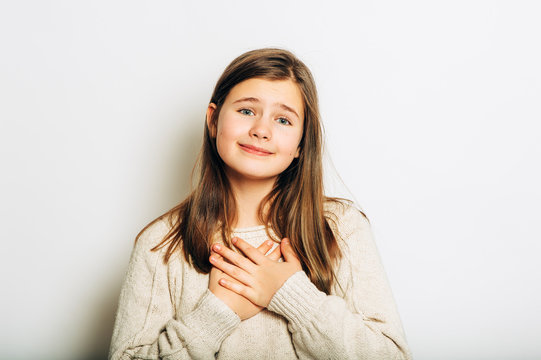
280 238 298 262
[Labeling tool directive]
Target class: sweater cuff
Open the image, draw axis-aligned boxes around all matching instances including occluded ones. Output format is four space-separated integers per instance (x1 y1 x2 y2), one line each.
183 289 240 350
267 271 327 329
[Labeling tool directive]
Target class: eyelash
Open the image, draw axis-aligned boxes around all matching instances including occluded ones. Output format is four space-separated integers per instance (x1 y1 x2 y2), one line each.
238 108 292 126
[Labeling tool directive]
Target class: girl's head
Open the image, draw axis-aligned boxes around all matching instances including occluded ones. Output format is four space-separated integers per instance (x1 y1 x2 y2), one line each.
202 48 323 188
207 77 304 182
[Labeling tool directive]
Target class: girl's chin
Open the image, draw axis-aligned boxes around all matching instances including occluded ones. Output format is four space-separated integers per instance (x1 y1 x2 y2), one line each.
224 168 280 183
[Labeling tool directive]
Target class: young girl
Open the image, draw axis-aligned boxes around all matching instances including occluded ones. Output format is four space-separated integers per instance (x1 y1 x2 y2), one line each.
109 48 411 359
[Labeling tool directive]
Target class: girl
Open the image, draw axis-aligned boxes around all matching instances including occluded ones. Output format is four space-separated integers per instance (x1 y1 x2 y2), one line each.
109 48 411 359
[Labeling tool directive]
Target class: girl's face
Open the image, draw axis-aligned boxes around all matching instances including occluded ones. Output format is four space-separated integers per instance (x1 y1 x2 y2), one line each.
207 78 304 183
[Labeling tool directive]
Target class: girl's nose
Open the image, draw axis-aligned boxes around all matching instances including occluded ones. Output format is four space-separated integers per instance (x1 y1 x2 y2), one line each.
249 117 271 140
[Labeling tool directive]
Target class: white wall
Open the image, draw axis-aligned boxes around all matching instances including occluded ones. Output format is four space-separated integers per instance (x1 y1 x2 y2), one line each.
1 1 539 359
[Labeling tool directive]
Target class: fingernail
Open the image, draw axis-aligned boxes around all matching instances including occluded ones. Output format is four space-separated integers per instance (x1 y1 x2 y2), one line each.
267 240 273 246
231 237 237 244
213 244 221 251
210 255 217 262
282 239 289 244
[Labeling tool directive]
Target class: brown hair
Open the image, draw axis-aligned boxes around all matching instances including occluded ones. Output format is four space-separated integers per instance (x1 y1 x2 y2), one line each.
139 48 343 294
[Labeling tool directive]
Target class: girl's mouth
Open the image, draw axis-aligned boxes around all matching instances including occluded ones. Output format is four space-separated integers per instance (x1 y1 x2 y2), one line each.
239 144 273 156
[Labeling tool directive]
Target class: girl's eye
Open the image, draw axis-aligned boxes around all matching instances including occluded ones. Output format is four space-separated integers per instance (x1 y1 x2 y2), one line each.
239 109 254 116
277 117 291 126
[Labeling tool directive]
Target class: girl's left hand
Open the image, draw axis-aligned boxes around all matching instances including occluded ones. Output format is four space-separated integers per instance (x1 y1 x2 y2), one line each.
209 237 302 307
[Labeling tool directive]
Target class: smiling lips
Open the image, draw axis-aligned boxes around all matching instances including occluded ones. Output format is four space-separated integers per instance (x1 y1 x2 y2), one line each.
239 143 273 156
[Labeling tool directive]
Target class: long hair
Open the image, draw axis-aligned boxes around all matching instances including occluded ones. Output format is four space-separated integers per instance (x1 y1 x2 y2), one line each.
138 48 343 294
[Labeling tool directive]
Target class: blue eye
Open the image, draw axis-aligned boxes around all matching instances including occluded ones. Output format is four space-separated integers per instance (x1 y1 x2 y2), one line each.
277 117 291 125
239 109 254 116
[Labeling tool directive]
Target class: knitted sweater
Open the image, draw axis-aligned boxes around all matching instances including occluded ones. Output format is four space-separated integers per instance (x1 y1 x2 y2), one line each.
109 202 411 359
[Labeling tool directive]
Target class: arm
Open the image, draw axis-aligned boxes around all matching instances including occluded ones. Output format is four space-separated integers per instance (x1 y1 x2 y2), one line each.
109 220 240 360
267 206 411 359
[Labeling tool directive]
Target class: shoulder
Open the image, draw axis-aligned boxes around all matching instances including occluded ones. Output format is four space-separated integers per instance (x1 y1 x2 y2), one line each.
136 217 172 249
120 216 188 287
324 199 378 297
131 217 175 265
324 198 370 240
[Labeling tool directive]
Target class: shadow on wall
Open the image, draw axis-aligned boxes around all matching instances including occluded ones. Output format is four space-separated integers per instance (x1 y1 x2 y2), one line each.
81 114 203 360
80 275 125 360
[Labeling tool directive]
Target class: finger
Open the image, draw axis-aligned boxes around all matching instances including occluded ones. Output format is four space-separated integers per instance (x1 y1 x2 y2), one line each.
209 253 253 285
267 244 282 261
212 242 256 272
211 250 239 266
218 277 255 302
211 266 242 284
232 237 267 265
211 251 234 267
280 238 300 263
257 240 274 255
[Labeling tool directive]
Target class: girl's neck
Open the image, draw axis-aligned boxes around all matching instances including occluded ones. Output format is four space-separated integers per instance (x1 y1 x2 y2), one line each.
227 173 276 229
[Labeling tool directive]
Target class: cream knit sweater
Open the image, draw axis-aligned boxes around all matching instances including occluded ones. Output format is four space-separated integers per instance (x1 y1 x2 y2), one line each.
109 202 411 359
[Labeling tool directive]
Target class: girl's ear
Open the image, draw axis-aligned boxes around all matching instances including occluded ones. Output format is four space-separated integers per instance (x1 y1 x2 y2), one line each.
294 146 301 158
206 103 217 138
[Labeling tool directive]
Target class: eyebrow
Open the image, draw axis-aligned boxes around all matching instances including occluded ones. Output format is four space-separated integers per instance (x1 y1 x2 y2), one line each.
232 97 301 119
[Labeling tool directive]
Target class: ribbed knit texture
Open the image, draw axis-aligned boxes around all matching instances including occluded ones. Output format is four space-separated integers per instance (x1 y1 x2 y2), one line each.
109 202 412 360
267 271 326 329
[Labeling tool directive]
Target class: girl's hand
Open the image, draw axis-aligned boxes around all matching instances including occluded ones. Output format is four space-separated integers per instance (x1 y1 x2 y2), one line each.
210 237 302 307
208 240 281 320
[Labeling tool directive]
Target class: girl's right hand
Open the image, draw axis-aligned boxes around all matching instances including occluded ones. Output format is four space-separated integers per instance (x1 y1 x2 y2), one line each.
209 239 281 320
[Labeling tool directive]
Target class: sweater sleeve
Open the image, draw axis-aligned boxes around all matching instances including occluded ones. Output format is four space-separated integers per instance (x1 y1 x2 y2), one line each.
109 220 240 360
267 204 412 360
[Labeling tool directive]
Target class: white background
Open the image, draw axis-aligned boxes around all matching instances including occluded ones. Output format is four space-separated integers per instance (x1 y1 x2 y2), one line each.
1 1 540 359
